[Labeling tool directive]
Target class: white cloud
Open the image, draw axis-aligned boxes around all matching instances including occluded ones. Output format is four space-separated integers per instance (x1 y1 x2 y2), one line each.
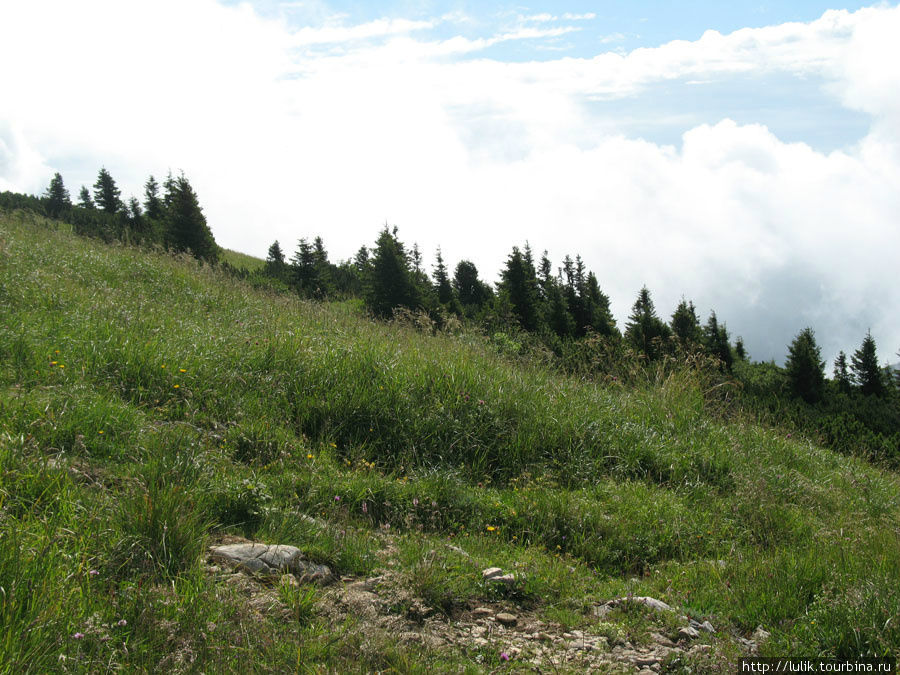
0 1 898 363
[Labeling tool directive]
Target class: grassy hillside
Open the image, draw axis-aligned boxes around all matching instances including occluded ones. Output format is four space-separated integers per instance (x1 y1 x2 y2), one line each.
2 209 899 672
219 247 265 272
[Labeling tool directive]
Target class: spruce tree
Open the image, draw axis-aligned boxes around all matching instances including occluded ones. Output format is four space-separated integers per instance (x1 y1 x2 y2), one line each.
453 260 491 310
365 226 418 318
311 236 333 297
625 286 670 359
702 311 733 371
44 172 71 218
734 337 747 361
851 331 884 396
785 327 825 404
670 299 702 345
143 175 164 221
291 238 316 295
354 246 370 275
498 246 540 331
833 351 852 394
265 240 288 282
583 272 616 337
164 173 217 261
545 281 575 338
78 186 95 209
126 197 146 235
433 248 454 306
93 167 122 214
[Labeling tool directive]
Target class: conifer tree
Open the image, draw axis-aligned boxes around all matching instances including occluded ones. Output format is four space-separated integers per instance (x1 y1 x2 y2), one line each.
703 311 733 371
265 240 288 282
78 185 94 209
785 327 825 403
453 260 491 310
354 246 370 274
625 286 670 359
498 246 540 331
291 238 316 295
734 337 747 361
311 236 333 297
851 331 884 396
93 167 122 214
545 281 575 338
164 173 217 261
432 248 454 306
538 251 554 301
143 175 164 221
583 271 617 337
365 226 418 318
44 172 71 218
670 299 702 345
126 197 146 235
833 351 852 394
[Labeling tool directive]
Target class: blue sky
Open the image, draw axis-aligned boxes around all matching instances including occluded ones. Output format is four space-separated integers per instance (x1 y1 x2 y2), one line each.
254 1 876 55
1 1 899 365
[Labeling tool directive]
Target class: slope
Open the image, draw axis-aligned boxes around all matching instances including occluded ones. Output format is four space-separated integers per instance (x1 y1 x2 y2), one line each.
1 209 899 672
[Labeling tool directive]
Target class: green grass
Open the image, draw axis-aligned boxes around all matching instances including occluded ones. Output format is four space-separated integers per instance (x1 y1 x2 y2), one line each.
2 209 899 671
219 247 265 271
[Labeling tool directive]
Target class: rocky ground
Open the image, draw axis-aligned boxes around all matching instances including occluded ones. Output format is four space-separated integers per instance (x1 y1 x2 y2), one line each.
206 537 770 673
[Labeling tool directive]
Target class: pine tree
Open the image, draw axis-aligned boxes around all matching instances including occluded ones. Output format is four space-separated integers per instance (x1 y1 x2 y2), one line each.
433 248 454 306
311 236 333 297
365 226 418 318
291 238 316 295
702 311 733 371
93 167 122 214
734 337 747 361
785 327 825 403
126 197 146 235
78 186 94 209
44 172 71 218
833 351 852 394
625 286 670 359
498 246 540 331
453 260 491 310
354 246 370 275
164 173 217 261
583 272 616 337
545 281 575 338
143 175 164 221
851 331 884 396
670 299 702 345
265 240 288 282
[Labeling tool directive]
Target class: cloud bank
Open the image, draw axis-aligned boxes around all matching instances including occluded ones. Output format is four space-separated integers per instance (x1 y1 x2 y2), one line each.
1 1 898 365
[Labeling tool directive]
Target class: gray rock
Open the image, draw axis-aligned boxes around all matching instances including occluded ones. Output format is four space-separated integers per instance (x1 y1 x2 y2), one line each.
210 543 332 583
700 620 715 633
678 626 700 641
635 656 660 667
610 596 673 613
472 607 494 618
496 612 518 626
482 567 503 580
651 632 676 648
752 626 771 643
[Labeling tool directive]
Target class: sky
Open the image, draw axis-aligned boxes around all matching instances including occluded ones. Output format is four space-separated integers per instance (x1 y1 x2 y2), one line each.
1 1 899 366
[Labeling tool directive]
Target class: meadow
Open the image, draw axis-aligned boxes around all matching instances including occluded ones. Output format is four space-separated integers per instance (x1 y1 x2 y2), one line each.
1 209 898 672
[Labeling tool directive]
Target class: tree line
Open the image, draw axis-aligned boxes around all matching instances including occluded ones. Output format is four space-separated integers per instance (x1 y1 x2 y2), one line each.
3 170 898 465
33 169 218 262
